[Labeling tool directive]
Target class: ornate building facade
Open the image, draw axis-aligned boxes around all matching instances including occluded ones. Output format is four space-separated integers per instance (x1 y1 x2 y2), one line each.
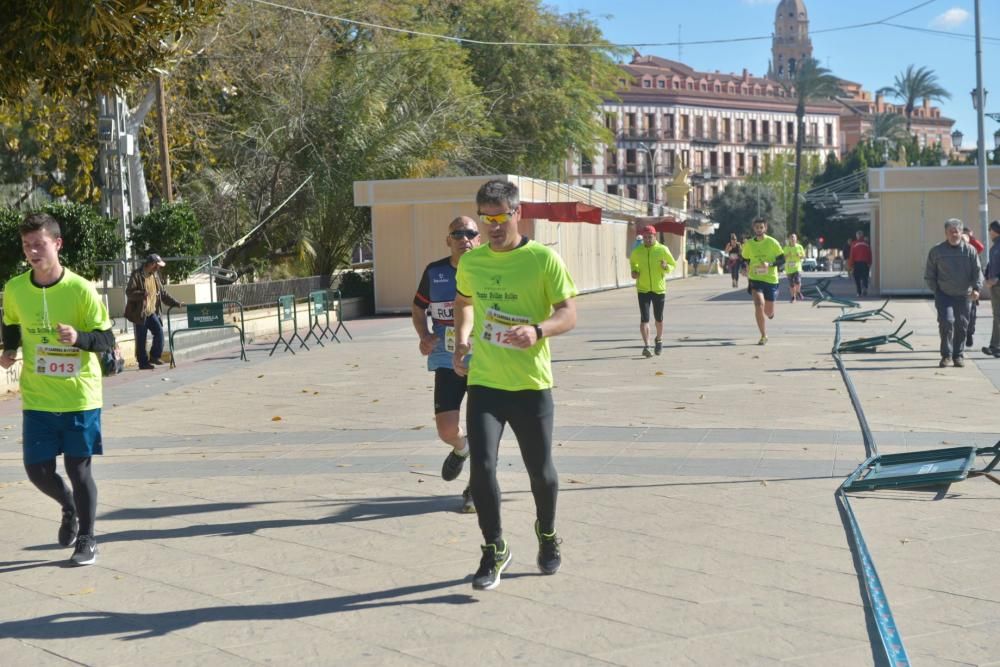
570 52 841 212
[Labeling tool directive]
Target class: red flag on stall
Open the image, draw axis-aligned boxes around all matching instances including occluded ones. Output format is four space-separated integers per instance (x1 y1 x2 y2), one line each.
520 202 602 224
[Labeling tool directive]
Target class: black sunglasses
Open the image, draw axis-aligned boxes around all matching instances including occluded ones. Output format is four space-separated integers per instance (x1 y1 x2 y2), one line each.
449 230 480 239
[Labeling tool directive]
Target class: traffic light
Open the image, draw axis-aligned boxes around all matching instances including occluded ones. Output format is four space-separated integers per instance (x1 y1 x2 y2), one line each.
818 236 825 247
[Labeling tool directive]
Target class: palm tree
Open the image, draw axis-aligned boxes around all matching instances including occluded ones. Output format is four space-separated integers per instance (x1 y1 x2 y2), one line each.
866 112 909 162
878 65 951 135
785 58 842 235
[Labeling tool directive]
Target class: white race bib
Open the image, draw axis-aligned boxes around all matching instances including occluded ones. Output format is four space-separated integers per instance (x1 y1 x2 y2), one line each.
786 261 799 272
35 345 81 378
753 265 768 275
481 308 531 349
429 300 454 322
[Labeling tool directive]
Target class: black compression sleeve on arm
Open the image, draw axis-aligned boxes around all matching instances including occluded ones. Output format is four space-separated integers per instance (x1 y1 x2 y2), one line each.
774 254 786 269
2 323 21 350
73 329 115 353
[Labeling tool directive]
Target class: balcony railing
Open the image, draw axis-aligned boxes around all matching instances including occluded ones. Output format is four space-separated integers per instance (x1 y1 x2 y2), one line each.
747 134 776 146
618 127 659 141
690 130 721 144
802 134 824 148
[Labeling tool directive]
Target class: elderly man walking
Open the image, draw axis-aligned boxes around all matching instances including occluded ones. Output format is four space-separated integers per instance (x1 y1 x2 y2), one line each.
924 218 982 368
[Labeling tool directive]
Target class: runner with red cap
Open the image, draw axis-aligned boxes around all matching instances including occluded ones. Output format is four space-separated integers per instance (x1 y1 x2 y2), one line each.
629 225 676 357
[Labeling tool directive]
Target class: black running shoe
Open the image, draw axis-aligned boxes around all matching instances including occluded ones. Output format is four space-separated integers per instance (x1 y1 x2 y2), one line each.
149 358 166 366
460 486 476 514
535 520 562 575
441 449 467 482
654 339 662 356
641 347 652 358
71 535 98 566
58 508 78 547
472 541 511 590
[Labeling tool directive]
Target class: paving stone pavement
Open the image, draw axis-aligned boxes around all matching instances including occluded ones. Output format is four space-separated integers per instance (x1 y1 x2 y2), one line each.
1 273 999 666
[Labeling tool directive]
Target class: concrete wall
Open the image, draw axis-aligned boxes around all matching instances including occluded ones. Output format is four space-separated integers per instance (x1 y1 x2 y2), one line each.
869 166 999 294
355 175 650 313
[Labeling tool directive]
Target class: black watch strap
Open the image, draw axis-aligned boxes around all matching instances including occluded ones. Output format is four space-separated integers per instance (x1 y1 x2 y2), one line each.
533 324 544 341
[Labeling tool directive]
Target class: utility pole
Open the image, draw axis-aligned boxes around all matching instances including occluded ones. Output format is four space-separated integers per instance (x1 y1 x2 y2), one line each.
156 73 173 203
97 92 134 285
973 0 990 243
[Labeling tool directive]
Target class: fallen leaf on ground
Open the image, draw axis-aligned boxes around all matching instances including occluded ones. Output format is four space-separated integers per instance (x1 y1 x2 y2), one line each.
271 416 282 421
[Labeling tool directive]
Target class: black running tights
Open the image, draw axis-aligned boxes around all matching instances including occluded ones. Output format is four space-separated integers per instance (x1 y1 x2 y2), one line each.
25 456 97 536
466 386 558 545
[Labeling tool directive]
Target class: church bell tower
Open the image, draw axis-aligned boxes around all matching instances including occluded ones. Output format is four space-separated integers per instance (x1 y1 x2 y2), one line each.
769 0 813 81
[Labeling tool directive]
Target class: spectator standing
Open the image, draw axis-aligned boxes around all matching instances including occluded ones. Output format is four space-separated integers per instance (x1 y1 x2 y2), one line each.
849 230 873 297
125 254 182 369
924 219 982 368
983 220 1000 357
962 227 986 348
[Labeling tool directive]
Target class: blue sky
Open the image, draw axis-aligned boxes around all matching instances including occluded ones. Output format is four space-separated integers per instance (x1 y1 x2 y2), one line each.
547 0 999 149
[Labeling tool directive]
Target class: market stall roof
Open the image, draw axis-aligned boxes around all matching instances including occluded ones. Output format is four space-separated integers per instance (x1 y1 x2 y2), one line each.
520 201 602 224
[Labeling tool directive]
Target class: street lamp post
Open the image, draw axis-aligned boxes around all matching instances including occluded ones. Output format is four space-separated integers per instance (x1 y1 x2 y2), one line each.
637 141 655 215
781 162 796 230
972 0 990 243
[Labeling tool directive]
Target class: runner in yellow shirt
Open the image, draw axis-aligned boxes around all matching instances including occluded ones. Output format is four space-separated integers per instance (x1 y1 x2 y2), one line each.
453 180 577 590
630 225 676 357
1 213 116 566
782 233 806 303
741 217 786 345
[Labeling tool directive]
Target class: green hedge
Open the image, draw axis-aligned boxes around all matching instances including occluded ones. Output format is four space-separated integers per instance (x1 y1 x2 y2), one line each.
0 203 124 283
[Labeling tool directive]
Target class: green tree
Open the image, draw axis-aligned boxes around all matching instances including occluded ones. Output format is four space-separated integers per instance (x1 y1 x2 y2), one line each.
165 2 493 277
440 0 623 179
784 58 843 235
0 203 123 283
709 181 782 245
130 202 204 281
0 1 224 101
866 112 909 162
878 65 951 135
0 92 99 204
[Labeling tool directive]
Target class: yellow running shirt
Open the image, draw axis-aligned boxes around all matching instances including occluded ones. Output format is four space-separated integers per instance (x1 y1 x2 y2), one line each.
456 240 577 391
782 243 806 275
742 235 784 285
3 269 112 412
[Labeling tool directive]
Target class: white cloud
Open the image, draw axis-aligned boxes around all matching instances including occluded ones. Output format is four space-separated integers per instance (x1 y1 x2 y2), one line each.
930 8 970 30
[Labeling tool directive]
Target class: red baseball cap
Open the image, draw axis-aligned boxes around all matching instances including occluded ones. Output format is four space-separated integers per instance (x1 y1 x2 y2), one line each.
641 225 657 235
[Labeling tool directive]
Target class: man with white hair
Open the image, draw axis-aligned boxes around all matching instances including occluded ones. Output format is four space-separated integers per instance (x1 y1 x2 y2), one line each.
924 218 982 367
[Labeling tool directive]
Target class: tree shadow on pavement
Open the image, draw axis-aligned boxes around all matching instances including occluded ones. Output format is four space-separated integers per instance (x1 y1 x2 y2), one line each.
0 578 481 641
100 501 290 521
26 495 458 547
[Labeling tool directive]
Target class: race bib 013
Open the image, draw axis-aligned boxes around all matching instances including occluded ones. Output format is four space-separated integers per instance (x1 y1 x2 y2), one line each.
35 345 81 378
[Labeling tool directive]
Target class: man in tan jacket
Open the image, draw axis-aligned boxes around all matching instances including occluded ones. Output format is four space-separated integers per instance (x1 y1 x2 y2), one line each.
125 254 182 369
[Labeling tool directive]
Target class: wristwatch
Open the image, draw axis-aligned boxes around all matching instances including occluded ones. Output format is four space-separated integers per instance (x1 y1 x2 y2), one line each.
533 324 544 341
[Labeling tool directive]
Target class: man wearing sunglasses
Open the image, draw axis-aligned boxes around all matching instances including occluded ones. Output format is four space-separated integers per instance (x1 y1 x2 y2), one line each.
452 179 578 590
412 216 481 513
